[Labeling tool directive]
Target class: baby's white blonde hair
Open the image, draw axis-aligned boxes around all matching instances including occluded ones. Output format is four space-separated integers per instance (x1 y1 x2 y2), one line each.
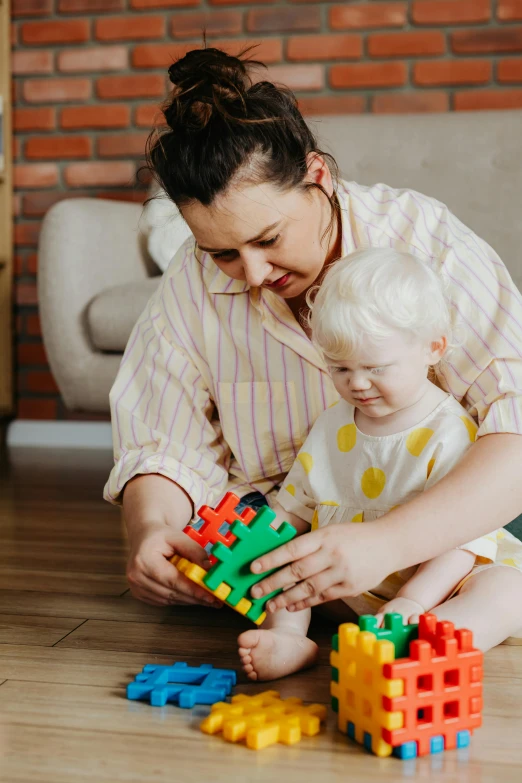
306 247 459 363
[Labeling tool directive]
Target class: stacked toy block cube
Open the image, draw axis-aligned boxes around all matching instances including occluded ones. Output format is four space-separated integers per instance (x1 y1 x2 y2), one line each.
331 612 483 758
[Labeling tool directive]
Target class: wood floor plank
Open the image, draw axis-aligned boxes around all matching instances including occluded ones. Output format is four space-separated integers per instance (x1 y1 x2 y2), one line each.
0 569 128 595
0 614 85 646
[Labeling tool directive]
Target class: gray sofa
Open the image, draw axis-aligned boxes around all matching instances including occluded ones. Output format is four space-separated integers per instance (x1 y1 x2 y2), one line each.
38 110 522 414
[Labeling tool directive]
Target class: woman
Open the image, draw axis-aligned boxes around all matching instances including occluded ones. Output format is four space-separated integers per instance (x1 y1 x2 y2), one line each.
104 47 522 619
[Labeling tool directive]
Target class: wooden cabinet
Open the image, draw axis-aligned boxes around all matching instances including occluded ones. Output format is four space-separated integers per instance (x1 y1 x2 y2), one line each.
0 0 13 416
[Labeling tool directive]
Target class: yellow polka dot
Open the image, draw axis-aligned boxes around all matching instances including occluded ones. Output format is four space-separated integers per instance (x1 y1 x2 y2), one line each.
311 510 319 530
320 500 339 507
460 416 478 443
351 513 363 523
405 428 435 457
360 467 386 499
329 400 340 408
502 558 517 567
297 452 313 474
390 505 401 511
426 457 436 479
496 530 506 540
285 484 295 497
337 423 357 453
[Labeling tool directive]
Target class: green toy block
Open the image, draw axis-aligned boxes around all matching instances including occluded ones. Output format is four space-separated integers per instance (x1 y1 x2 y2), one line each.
203 506 297 623
358 612 419 659
332 633 339 652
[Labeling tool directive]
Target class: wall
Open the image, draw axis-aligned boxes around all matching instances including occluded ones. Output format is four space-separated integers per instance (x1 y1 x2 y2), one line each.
10 0 522 420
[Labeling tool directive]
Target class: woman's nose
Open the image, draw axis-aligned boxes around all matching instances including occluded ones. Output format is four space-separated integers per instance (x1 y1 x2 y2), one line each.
242 255 272 288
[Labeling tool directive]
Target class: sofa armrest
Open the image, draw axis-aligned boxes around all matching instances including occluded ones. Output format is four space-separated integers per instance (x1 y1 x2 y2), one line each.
38 197 155 410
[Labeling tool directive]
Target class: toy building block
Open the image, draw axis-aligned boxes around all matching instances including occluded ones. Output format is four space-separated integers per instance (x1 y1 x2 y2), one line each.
183 492 257 565
200 690 327 750
173 498 297 625
126 662 236 708
331 612 483 759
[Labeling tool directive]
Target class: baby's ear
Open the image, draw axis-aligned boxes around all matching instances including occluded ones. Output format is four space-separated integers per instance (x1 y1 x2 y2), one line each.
428 336 447 364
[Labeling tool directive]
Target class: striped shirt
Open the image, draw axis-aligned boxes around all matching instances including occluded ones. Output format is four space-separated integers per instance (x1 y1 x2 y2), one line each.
103 179 522 515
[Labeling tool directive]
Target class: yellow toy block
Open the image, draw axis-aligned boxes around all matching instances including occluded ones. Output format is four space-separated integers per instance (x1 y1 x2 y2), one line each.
200 691 327 750
331 623 404 757
170 554 266 625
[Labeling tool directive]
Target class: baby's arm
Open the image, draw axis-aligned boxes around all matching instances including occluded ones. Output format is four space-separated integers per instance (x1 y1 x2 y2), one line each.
376 548 476 626
269 501 311 535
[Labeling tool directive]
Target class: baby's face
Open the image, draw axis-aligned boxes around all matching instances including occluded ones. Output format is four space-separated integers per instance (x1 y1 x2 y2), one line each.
325 331 437 419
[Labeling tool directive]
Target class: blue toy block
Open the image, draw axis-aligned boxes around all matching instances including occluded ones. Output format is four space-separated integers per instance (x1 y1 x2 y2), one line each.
393 741 418 759
457 730 471 749
430 735 444 754
126 662 236 708
347 721 355 741
364 732 372 753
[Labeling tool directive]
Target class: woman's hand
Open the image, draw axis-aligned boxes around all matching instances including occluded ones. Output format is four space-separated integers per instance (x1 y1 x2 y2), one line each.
249 521 397 612
126 521 222 607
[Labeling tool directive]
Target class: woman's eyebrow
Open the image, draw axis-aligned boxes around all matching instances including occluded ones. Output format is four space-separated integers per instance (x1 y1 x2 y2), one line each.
197 220 281 253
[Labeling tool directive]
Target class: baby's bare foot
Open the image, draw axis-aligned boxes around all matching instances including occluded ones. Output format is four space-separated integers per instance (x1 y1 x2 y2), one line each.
238 627 318 682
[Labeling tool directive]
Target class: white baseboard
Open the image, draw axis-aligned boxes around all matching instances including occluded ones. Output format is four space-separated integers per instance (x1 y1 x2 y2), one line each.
7 420 113 450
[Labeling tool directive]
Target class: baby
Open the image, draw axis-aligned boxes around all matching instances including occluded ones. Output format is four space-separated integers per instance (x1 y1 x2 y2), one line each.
237 247 522 681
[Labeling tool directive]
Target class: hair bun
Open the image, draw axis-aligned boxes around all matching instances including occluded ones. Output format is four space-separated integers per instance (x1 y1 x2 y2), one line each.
166 48 254 129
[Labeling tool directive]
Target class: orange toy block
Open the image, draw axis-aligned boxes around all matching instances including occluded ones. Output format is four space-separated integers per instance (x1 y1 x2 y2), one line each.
183 492 256 565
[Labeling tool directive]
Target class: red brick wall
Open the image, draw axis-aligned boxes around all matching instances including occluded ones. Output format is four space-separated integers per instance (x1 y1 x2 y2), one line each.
10 0 522 421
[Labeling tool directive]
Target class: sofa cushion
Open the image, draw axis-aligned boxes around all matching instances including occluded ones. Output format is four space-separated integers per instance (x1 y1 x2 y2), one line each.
87 277 160 352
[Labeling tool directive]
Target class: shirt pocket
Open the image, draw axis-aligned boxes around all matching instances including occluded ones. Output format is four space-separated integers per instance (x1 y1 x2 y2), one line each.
216 381 301 482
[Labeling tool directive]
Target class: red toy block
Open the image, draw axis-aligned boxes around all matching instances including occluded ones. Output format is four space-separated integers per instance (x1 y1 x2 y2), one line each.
184 492 257 564
381 614 483 755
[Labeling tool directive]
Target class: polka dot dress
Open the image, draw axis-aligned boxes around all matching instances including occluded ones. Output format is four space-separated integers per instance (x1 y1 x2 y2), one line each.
277 394 522 613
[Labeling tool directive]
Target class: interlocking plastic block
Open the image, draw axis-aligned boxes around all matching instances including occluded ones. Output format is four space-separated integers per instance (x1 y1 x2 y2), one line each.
183 492 256 565
331 612 483 758
126 662 236 708
358 613 419 659
200 690 327 750
170 554 267 626
204 505 297 623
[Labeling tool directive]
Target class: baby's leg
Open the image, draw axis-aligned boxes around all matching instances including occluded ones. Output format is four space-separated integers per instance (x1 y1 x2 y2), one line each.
429 566 522 652
238 606 317 681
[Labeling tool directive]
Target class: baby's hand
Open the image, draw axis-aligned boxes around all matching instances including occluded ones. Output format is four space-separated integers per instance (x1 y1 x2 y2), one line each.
374 597 425 628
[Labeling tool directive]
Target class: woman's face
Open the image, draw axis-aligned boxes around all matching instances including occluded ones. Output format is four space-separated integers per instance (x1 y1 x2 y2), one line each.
180 156 340 300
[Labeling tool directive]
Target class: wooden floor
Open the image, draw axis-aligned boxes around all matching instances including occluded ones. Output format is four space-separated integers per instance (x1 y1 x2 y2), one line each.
1 447 522 782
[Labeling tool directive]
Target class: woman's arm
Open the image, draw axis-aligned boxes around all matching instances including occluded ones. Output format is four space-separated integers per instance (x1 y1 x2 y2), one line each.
250 432 522 611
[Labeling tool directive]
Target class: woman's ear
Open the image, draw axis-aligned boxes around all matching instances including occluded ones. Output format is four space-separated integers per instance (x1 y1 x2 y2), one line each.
427 336 447 365
305 152 334 196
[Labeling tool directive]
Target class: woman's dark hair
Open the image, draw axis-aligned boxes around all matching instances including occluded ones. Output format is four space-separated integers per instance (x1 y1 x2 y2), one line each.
144 46 340 239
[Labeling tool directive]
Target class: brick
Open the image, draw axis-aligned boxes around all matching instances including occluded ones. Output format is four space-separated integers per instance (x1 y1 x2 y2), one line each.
330 3 407 30
13 138 22 160
14 252 38 275
96 74 165 99
26 371 60 394
14 223 42 247
13 107 55 131
96 15 165 41
21 20 90 45
58 46 128 72
171 10 242 38
412 0 491 25
59 0 124 11
22 192 85 218
372 91 449 113
12 0 52 16
330 61 406 89
96 189 148 203
369 31 445 57
16 285 40 309
210 38 283 63
26 314 42 337
264 64 324 91
132 42 198 68
498 58 522 82
23 78 92 104
209 0 274 4
297 94 365 115
61 105 130 129
13 195 22 218
452 28 522 53
97 133 149 157
14 164 58 189
64 161 136 187
498 0 522 21
414 59 491 86
26 253 38 275
131 0 200 7
247 6 320 33
135 103 163 127
287 34 362 61
11 50 53 75
18 398 58 420
26 135 92 160
455 89 522 110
